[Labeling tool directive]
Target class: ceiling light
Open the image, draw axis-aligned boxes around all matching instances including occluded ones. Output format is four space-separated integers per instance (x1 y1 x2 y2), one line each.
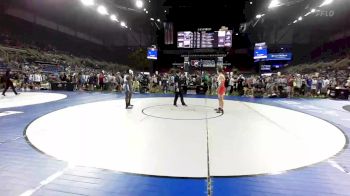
97 5 108 15
81 0 94 6
268 0 282 9
136 0 143 9
110 14 119 22
320 0 333 7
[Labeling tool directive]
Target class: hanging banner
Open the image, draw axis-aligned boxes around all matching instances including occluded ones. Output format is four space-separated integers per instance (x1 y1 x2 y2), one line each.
164 22 174 45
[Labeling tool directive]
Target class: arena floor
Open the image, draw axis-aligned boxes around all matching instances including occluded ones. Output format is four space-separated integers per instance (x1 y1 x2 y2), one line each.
1 91 350 196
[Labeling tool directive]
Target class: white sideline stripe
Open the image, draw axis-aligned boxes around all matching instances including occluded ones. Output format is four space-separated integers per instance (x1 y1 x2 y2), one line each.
278 101 300 105
0 136 23 145
328 160 349 174
18 165 72 196
0 111 23 117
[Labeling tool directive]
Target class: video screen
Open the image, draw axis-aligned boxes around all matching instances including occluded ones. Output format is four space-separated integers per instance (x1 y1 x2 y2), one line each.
177 31 193 48
177 30 232 48
147 48 158 60
254 42 268 59
201 31 216 48
218 30 232 48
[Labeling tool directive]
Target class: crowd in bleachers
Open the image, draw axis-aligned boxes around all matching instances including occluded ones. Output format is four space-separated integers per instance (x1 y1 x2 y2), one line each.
7 66 350 99
125 70 349 98
0 29 130 92
1 44 350 99
1 58 350 99
1 22 350 98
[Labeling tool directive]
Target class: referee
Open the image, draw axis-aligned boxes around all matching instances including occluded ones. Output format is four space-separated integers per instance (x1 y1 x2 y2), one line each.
173 70 187 107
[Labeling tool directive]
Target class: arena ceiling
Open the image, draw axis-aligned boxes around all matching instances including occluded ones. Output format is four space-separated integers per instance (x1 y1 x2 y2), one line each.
2 0 348 47
163 0 248 30
2 0 165 37
162 0 349 33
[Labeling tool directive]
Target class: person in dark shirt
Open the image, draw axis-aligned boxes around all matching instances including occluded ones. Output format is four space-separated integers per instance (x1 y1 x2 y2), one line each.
2 69 18 96
98 71 105 90
173 70 187 107
60 73 67 82
237 75 244 96
21 73 29 91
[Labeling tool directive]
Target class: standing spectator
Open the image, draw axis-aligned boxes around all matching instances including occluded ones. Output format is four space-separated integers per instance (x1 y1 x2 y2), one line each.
311 76 318 96
152 75 158 88
60 72 67 82
2 69 18 96
301 77 307 96
88 73 96 91
237 75 244 96
208 75 212 95
306 76 312 96
98 71 105 90
294 75 302 96
228 75 234 95
322 77 330 95
110 73 117 91
21 73 29 91
212 74 218 95
317 77 323 95
133 76 140 93
287 76 294 98
116 72 123 92
161 73 169 94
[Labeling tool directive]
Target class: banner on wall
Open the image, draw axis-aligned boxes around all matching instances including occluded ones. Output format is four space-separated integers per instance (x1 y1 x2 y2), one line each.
267 53 292 61
164 22 174 45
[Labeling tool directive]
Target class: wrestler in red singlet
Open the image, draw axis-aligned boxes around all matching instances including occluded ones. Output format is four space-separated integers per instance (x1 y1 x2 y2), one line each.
216 67 225 114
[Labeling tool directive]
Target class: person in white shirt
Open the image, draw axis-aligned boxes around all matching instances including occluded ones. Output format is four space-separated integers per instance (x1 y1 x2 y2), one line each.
294 75 302 95
228 76 234 95
323 77 330 94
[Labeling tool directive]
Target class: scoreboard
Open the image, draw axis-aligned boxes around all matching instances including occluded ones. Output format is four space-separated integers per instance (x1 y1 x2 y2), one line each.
177 30 232 48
